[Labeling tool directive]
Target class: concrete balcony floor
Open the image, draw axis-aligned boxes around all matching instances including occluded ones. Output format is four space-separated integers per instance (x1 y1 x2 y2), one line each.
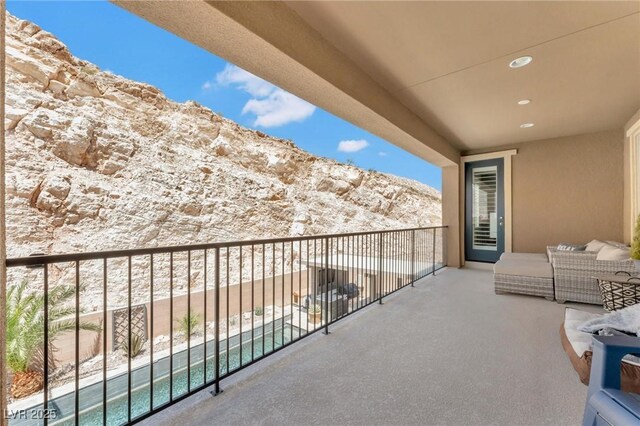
144 267 603 426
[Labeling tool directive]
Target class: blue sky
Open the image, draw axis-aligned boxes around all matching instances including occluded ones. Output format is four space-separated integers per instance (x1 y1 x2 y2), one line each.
8 1 441 190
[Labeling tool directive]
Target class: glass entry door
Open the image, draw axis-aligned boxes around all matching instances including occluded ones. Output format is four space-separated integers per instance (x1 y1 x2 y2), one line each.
465 158 505 262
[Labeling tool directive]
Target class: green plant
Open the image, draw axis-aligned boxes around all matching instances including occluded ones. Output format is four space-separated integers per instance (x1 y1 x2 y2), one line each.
632 214 640 260
176 312 201 336
6 281 101 398
254 306 264 316
121 333 144 358
308 304 322 314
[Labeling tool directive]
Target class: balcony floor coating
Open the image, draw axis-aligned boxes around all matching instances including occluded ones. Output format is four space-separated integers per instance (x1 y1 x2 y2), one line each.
143 267 603 426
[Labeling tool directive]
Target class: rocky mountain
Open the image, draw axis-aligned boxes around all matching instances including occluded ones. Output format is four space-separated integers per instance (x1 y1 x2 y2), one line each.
4 13 441 308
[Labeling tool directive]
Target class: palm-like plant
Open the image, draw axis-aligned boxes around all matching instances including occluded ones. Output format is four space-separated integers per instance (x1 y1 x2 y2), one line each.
6 281 101 399
176 312 201 337
632 214 640 261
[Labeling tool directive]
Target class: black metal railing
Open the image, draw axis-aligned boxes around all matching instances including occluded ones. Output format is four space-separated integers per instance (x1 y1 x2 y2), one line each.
4 226 447 425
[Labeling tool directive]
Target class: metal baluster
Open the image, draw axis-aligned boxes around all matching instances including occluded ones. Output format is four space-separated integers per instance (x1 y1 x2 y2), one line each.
251 245 255 363
281 241 285 347
290 240 294 343
226 248 230 374
203 249 207 385
411 230 415 285
367 234 371 305
75 261 80 425
324 237 330 334
307 240 311 333
272 244 276 351
214 248 221 395
433 228 437 276
187 250 192 391
239 246 243 368
169 253 174 401
345 236 349 316
262 244 265 358
101 260 106 424
394 232 398 290
298 240 302 341
150 254 154 409
378 234 383 304
127 256 132 422
44 265 50 426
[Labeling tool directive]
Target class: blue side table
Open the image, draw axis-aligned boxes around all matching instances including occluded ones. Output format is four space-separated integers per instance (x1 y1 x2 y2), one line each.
583 335 640 425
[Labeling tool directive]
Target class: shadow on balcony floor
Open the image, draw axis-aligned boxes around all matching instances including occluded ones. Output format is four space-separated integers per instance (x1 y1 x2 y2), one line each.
143 267 602 426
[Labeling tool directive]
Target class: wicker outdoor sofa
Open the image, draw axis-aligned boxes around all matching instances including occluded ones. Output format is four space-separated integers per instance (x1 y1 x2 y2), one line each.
547 246 636 304
494 242 636 304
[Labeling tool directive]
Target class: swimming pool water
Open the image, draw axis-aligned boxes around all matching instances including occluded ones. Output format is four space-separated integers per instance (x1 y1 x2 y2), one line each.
13 320 299 426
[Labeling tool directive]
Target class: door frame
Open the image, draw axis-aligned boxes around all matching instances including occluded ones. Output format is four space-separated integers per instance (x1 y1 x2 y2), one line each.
461 149 517 264
464 158 505 262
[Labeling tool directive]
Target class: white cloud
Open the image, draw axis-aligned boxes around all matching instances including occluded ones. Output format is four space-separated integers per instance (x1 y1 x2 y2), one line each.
216 64 275 97
214 64 315 127
201 81 213 90
243 91 316 127
338 139 370 153
378 151 388 157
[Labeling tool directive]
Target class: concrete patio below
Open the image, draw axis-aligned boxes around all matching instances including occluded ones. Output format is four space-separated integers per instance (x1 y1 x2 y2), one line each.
143 267 603 426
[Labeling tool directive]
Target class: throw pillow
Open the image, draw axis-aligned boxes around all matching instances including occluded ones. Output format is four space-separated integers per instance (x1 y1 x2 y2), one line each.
596 244 631 261
556 243 587 251
585 239 608 252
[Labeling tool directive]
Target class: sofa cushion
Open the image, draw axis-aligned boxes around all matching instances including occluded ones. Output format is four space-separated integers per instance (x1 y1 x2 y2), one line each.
499 252 548 262
596 244 631 261
586 239 608 252
494 259 553 278
606 240 629 249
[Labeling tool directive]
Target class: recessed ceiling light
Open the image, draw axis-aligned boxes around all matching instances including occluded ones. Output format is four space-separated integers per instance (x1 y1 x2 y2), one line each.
520 123 535 128
517 99 531 105
509 56 533 68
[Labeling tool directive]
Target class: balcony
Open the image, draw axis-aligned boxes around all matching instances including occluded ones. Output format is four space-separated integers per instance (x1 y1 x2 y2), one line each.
4 226 610 425
2 1 640 425
143 267 602 425
5 228 447 425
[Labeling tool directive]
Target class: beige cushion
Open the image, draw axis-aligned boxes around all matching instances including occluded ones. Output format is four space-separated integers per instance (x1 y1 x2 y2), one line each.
596 244 631 261
494 259 553 278
563 307 602 357
499 252 548 262
585 239 608 252
606 240 629 249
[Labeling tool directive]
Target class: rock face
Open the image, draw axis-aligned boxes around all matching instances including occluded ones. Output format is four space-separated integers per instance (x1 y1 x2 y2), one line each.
4 14 441 309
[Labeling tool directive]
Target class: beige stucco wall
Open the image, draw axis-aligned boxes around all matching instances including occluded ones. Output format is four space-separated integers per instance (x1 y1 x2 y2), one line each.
511 130 624 252
442 165 461 267
465 130 624 253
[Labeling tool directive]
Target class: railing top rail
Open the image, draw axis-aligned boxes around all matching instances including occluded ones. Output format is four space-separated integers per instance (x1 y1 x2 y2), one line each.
6 226 447 267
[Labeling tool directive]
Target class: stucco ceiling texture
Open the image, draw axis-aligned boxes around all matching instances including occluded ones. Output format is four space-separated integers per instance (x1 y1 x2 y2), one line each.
286 1 640 150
